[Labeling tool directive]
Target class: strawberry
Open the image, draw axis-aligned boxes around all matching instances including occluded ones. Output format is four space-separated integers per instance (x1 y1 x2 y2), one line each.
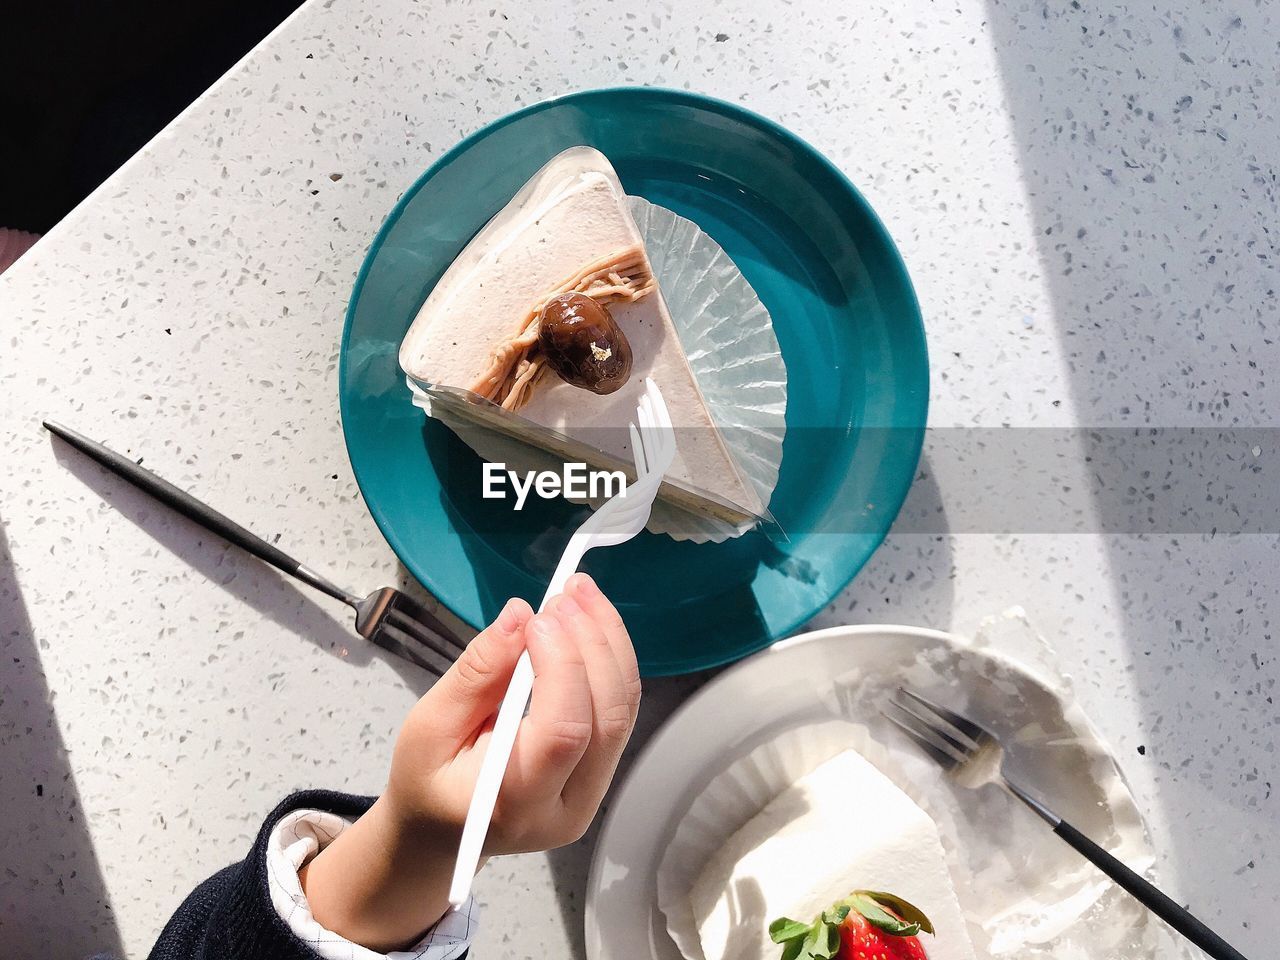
769 890 934 960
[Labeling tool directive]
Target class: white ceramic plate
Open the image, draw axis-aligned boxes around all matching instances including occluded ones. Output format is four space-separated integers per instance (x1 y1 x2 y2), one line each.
585 620 1188 960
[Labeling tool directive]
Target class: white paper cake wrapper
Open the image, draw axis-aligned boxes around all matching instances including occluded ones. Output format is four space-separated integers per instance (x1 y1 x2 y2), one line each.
656 720 856 960
655 611 1191 960
409 196 787 543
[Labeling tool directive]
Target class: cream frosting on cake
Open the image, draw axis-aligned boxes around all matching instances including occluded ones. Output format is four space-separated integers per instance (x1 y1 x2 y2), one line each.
691 750 977 960
398 146 763 518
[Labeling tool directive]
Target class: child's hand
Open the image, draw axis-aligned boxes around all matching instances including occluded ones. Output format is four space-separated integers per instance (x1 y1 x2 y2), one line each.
389 571 641 854
300 573 641 951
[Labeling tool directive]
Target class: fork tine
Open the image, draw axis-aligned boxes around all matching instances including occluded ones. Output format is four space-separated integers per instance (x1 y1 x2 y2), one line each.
900 687 990 744
386 592 471 651
385 591 475 651
628 421 647 476
883 706 965 771
645 379 675 468
384 606 467 660
638 400 656 475
890 695 980 755
372 620 453 675
647 378 673 435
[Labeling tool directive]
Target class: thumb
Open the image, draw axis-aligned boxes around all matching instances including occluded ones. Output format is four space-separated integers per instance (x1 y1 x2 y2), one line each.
421 597 533 746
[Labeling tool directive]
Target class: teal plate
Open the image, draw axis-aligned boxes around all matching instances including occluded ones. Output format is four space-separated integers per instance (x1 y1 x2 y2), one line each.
339 87 927 676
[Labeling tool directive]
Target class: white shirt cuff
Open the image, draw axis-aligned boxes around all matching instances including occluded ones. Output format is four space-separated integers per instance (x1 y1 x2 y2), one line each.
266 808 479 960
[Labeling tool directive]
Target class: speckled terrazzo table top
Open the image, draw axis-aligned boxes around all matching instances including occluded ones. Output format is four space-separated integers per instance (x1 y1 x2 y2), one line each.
1 1 1275 956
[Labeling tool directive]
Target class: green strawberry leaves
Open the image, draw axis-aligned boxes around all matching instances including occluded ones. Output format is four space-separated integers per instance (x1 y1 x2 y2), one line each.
768 905 849 960
825 906 852 925
770 891 934 959
769 918 813 943
850 891 935 937
855 890 936 936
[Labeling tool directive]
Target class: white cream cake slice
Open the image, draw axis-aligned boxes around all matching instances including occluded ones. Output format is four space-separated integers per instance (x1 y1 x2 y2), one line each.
691 749 977 960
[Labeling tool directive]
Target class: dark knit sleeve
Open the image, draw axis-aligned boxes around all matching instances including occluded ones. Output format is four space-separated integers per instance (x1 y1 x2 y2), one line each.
147 790 377 960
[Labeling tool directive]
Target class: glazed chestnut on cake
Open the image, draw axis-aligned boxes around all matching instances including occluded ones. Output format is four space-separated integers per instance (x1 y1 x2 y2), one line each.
537 292 634 395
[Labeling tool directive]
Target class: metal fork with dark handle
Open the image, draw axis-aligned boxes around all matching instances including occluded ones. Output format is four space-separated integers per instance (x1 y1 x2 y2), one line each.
44 421 475 675
885 688 1250 960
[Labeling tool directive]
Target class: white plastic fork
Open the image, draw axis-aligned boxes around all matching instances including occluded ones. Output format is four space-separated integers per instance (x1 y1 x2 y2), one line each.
448 378 677 906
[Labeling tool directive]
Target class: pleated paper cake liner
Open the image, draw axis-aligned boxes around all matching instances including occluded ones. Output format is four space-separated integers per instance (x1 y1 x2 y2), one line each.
655 611 1192 960
409 196 787 543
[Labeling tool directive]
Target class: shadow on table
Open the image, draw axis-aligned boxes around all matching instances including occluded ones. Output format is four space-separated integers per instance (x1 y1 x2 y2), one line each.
49 437 436 690
983 0 1277 947
0 516 125 958
826 452 958 630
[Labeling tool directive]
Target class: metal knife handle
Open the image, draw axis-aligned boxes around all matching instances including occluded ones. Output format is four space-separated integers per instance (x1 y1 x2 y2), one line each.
44 420 354 605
